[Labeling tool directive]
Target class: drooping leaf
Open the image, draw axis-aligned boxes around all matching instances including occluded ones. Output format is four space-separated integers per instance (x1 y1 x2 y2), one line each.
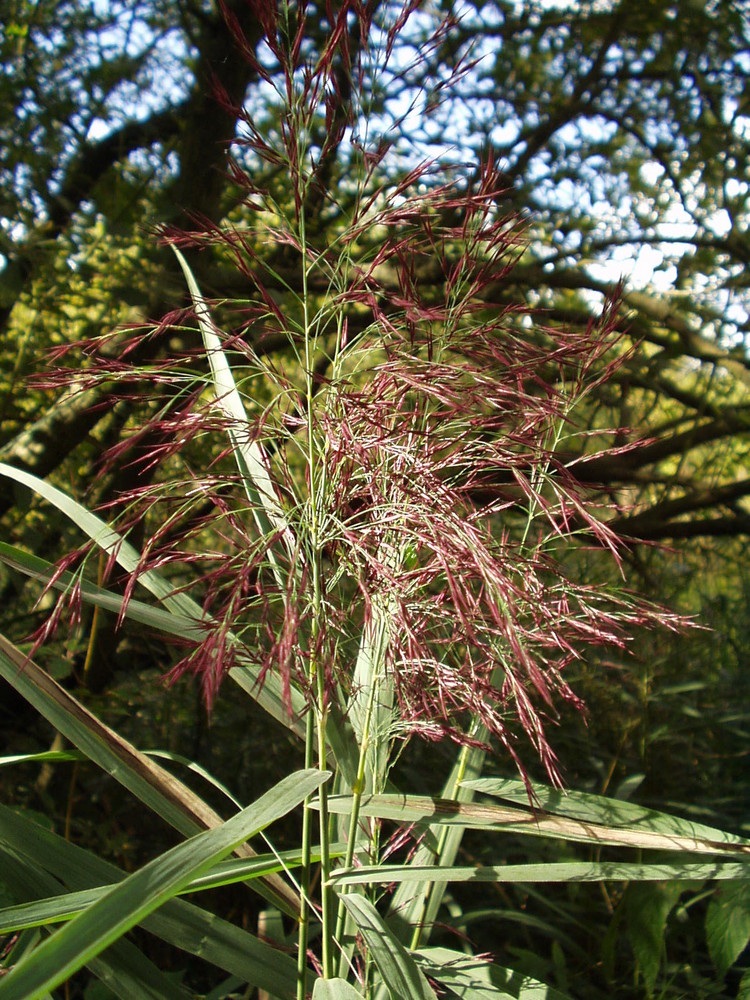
0 801 308 998
416 946 575 1000
0 479 365 780
0 463 196 617
0 845 344 932
0 539 204 639
0 507 309 740
0 842 191 1000
153 268 361 784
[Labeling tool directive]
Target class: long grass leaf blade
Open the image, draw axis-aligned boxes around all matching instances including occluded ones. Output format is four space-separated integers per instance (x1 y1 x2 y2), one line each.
0 463 196 617
0 633 208 836
339 893 437 1000
0 846 347 932
0 633 300 915
0 750 83 766
0 808 303 998
323 794 750 856
0 530 351 779
170 255 349 778
172 247 295 558
0 482 308 735
0 540 204 638
0 843 191 1000
463 777 749 847
0 769 327 1000
349 612 393 794
331 860 750 886
416 947 574 1000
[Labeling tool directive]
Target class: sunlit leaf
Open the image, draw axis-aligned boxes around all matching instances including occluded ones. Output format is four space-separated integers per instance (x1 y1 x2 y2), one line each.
0 844 345 932
172 247 296 564
416 946 575 1000
464 777 749 848
322 793 750 855
0 800 308 997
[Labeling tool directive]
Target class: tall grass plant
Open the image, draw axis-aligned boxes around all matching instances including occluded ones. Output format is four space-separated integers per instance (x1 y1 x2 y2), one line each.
1 4 748 998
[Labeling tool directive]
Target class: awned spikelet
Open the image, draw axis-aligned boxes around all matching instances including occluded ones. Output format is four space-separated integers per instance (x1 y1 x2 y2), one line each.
312 264 671 785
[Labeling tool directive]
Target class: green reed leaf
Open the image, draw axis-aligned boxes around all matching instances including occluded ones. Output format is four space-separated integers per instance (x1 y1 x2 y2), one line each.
0 463 197 617
172 247 296 562
331 860 750 886
0 481 309 737
416 946 574 1000
0 632 300 916
463 777 749 848
0 807 303 999
0 769 327 1000
322 794 750 855
0 845 346 933
312 978 365 999
0 539 204 638
339 893 437 1000
0 841 190 1000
